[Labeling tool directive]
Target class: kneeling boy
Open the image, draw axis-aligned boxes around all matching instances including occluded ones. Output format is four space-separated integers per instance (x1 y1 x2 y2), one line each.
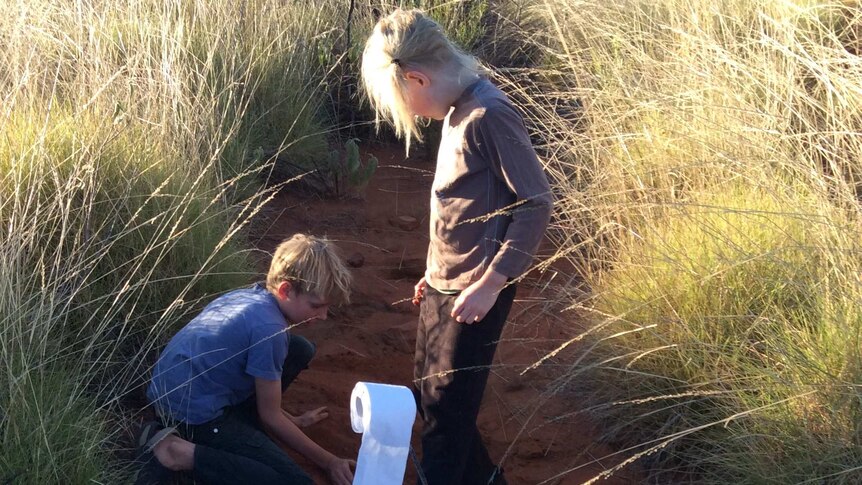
138 234 354 485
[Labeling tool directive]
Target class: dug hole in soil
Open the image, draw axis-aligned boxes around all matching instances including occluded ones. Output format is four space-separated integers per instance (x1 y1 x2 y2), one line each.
252 146 639 484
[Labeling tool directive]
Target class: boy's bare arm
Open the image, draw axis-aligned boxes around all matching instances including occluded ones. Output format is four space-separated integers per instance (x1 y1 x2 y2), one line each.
254 378 354 485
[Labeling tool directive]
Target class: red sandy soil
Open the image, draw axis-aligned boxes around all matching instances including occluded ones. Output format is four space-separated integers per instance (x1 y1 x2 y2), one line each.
252 146 639 485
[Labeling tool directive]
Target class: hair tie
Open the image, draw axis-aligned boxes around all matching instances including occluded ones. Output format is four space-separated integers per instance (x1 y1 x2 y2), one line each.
391 58 402 67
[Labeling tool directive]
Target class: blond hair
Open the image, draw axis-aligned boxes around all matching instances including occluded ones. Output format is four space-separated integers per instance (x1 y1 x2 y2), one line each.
361 8 482 154
266 234 352 305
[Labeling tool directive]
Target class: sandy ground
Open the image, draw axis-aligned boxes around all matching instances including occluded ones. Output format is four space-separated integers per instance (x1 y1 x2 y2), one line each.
249 146 639 485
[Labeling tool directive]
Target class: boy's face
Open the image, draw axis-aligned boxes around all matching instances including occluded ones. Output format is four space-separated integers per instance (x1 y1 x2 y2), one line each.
273 281 330 324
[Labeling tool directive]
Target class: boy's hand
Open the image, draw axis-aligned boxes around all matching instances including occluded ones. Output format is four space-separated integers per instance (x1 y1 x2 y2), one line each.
412 276 427 306
326 457 355 485
451 270 507 324
285 406 330 428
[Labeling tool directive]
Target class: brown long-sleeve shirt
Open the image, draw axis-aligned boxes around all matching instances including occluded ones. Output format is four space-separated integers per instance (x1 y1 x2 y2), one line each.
426 78 553 291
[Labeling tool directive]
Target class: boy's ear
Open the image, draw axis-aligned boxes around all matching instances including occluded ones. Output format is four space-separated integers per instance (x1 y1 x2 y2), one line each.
404 70 429 87
276 280 293 299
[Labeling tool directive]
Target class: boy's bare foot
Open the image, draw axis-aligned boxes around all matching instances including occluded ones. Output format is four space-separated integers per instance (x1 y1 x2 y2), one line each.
134 422 188 485
152 434 195 472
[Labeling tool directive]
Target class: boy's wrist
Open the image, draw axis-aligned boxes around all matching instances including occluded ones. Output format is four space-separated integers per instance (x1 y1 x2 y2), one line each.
479 269 507 291
319 451 339 469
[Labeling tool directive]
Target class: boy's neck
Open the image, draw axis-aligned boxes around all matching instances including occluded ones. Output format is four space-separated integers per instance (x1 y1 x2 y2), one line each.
433 67 480 112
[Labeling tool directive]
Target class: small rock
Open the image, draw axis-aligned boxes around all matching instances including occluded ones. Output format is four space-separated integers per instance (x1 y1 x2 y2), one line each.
516 439 548 460
389 215 420 231
347 252 365 268
503 379 527 393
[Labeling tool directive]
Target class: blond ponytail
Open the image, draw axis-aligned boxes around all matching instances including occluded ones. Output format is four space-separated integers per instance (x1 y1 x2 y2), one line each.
361 9 482 154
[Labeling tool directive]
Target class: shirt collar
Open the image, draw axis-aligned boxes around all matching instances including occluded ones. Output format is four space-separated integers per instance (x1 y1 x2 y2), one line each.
452 77 486 110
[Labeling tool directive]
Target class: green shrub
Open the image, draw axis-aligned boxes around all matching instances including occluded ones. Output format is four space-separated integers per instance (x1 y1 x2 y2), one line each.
319 138 378 198
585 186 862 482
0 0 351 478
0 363 108 484
523 0 862 481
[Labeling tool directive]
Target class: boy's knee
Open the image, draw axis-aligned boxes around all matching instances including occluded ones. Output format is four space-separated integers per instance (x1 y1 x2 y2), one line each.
288 335 316 368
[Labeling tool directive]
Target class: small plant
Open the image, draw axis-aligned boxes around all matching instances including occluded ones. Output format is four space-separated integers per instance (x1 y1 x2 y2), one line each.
323 138 378 198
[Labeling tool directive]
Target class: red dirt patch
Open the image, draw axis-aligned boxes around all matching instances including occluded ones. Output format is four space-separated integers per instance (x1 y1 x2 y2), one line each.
252 146 638 484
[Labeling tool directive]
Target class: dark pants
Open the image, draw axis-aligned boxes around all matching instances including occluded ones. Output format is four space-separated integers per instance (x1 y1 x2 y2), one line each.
414 284 516 485
174 335 316 485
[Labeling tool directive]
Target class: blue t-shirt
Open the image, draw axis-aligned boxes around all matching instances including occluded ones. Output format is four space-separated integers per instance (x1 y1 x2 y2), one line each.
147 283 289 425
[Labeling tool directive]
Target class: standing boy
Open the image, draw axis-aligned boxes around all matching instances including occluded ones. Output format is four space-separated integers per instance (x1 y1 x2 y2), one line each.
137 234 355 485
361 9 554 485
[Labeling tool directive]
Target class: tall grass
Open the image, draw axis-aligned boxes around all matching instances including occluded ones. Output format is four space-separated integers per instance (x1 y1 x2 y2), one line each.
18 0 859 482
0 0 348 481
0 1 498 481
510 0 862 481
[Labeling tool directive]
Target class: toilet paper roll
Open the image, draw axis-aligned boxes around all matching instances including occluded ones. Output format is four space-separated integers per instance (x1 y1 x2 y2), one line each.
350 382 417 485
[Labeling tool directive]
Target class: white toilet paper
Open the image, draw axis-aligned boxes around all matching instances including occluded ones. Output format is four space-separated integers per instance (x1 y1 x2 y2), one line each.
350 382 417 485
